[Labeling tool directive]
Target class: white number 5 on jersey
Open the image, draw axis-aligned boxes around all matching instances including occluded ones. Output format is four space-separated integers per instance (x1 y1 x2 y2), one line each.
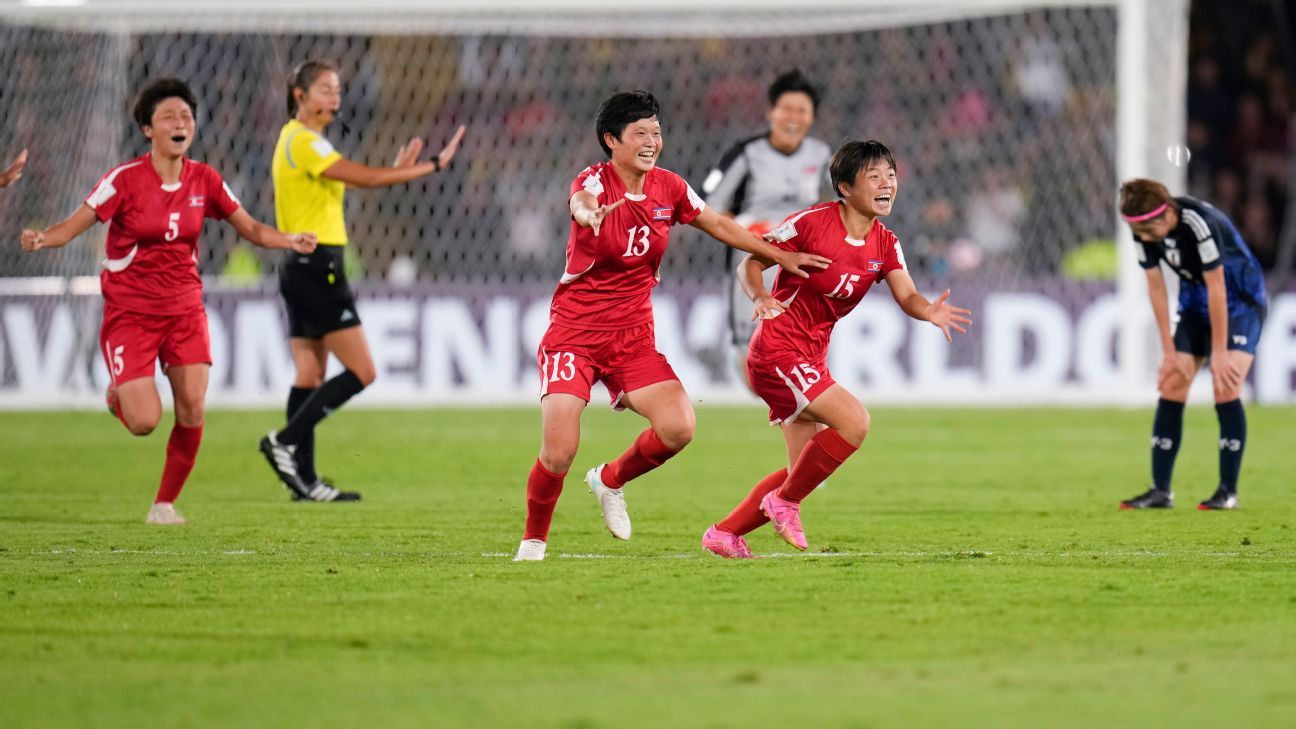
164 212 181 242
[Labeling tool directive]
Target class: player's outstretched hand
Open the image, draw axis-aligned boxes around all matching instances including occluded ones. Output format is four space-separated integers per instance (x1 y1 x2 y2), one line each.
775 251 832 279
1156 353 1194 391
289 232 318 254
578 198 626 236
435 125 467 169
1210 352 1244 394
924 289 972 342
20 229 44 252
393 138 425 168
0 148 28 188
751 294 787 321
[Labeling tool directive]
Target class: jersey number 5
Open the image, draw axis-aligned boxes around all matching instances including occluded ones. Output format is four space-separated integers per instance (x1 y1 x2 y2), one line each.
624 226 650 257
164 212 181 242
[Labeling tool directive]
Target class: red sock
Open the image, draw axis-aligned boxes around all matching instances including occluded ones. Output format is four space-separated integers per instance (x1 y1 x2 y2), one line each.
154 423 203 504
524 459 566 541
717 468 788 536
602 428 680 489
777 429 858 503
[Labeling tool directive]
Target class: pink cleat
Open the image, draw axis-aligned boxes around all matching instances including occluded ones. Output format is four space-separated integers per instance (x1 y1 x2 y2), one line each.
760 492 807 550
701 525 754 559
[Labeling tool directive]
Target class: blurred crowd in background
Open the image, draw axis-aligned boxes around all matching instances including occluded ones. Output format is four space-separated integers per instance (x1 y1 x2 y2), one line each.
1185 0 1294 272
0 1 1291 285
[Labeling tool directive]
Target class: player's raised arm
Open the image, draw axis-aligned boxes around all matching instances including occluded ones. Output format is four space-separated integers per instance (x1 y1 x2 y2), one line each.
736 253 787 321
321 125 466 189
883 268 972 342
20 205 97 252
0 148 28 188
569 191 624 236
224 207 317 254
689 205 830 278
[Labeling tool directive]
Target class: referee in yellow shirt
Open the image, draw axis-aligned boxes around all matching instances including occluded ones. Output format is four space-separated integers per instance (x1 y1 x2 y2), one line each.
258 59 466 502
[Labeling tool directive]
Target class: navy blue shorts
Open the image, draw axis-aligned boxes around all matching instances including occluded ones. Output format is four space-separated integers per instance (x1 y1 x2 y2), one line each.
1173 308 1265 356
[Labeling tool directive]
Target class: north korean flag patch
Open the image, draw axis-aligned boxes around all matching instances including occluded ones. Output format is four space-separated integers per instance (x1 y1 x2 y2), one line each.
652 207 671 220
187 195 205 208
867 260 884 272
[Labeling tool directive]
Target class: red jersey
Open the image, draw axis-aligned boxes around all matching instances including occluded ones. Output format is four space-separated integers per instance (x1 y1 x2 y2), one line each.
751 202 907 362
549 162 705 331
85 154 241 315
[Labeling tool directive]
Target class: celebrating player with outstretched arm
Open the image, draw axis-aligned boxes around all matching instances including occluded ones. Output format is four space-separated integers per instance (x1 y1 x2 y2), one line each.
514 90 830 561
1117 179 1268 511
256 60 466 503
702 140 971 557
19 78 317 525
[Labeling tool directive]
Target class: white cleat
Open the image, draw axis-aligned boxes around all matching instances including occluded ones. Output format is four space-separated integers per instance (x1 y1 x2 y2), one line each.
514 539 547 561
145 502 186 525
587 464 631 540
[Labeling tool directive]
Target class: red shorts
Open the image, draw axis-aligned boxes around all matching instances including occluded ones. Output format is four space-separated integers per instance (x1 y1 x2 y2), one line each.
747 351 836 425
99 304 211 386
537 322 679 409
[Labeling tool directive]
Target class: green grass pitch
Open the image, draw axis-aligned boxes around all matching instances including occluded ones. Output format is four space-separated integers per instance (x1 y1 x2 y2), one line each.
2 405 1294 728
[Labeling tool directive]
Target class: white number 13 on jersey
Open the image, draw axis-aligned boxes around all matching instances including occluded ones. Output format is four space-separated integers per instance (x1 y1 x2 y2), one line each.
624 225 650 257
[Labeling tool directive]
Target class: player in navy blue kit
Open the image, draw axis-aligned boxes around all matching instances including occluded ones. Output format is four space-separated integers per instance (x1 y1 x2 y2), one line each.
1118 179 1268 511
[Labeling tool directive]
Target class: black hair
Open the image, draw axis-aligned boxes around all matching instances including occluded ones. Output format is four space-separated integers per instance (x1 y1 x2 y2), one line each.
131 78 198 131
595 90 661 157
829 140 896 198
768 69 820 109
287 60 340 118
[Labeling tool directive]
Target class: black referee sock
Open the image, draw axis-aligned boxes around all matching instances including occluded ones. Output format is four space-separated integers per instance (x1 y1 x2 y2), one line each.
1215 399 1246 494
278 370 365 447
287 386 319 484
1150 398 1185 492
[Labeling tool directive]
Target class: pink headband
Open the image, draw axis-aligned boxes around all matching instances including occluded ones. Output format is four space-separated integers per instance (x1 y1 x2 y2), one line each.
1122 202 1168 223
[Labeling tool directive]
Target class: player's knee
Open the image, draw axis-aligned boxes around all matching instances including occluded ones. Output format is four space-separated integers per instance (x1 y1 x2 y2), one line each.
656 419 695 451
351 365 377 388
838 411 870 447
539 444 578 475
124 414 159 437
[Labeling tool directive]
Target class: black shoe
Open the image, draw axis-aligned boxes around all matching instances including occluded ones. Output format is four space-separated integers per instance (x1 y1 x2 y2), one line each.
1198 486 1238 511
259 433 310 498
292 477 362 503
1120 488 1173 509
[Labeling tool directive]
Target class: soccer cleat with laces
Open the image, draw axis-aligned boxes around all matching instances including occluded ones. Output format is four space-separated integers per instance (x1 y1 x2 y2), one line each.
293 477 362 502
586 464 631 540
145 502 186 525
258 432 310 498
1119 488 1174 510
1198 487 1238 511
760 492 807 550
514 539 547 561
701 525 754 559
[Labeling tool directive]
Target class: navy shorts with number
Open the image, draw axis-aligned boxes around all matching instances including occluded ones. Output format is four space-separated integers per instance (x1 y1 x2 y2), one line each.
1173 307 1265 356
278 245 362 339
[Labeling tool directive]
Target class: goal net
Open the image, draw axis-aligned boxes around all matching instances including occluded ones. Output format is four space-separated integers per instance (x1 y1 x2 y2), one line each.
0 0 1224 407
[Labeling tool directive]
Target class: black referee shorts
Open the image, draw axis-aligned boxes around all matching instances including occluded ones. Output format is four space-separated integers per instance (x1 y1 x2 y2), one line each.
278 245 362 340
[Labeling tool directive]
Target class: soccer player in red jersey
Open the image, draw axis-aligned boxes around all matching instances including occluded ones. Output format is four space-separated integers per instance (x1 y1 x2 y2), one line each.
701 140 972 557
514 90 831 561
19 78 317 525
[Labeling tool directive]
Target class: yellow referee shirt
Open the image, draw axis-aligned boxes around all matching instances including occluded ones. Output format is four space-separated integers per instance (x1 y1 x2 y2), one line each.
272 120 347 245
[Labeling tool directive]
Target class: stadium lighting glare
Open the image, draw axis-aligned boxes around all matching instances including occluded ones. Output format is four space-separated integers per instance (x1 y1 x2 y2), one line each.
20 0 88 7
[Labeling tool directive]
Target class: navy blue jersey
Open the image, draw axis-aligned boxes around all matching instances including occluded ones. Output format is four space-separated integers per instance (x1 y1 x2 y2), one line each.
1136 196 1267 317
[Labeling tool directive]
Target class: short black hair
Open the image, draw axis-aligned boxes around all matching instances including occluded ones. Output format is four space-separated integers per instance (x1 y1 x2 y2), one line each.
830 140 896 198
768 69 819 109
132 78 198 131
595 90 661 157
287 59 340 117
